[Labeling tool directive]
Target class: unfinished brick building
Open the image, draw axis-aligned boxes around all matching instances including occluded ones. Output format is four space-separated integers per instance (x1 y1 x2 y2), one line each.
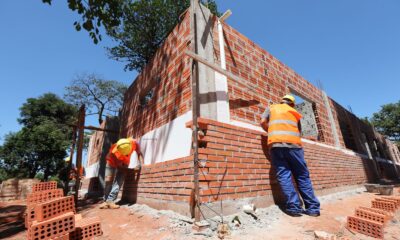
87 3 400 217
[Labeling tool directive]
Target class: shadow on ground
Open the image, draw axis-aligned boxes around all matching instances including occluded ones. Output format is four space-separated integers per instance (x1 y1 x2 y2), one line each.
0 204 26 239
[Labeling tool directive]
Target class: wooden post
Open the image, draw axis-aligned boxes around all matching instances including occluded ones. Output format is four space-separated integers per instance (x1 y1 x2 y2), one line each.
190 0 201 222
74 105 85 206
65 126 77 195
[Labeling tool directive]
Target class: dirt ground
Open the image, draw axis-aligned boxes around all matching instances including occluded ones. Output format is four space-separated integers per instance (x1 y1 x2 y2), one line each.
1 187 400 240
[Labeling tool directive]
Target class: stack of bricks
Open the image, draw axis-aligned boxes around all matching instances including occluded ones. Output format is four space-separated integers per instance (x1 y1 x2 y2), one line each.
346 196 400 239
25 181 103 240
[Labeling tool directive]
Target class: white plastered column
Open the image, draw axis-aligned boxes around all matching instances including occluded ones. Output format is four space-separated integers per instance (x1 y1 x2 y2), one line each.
214 19 230 123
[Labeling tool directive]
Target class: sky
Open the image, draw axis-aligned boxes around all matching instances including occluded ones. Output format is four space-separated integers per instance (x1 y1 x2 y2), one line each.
1 0 399 143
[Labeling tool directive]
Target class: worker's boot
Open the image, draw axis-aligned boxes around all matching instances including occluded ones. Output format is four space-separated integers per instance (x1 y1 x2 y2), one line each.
99 202 109 209
107 201 120 209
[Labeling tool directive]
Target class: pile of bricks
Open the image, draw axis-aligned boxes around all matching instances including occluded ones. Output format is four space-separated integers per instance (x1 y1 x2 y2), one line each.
25 181 103 240
346 196 400 239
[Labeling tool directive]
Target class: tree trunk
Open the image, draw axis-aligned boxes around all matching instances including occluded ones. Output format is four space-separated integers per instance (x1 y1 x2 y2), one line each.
98 104 105 125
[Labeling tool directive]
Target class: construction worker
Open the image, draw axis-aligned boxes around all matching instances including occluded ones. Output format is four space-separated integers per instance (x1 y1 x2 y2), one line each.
260 94 320 217
99 137 143 209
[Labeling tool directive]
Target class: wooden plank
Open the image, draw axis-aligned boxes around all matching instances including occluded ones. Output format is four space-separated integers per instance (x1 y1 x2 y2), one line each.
185 50 258 92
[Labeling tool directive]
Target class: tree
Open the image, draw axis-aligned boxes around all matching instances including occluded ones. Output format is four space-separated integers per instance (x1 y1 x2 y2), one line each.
42 0 125 44
0 93 77 180
107 0 220 71
41 0 219 71
371 101 400 146
64 73 127 124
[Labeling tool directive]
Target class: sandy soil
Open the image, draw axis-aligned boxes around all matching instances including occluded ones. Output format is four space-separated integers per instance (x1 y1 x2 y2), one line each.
2 187 400 240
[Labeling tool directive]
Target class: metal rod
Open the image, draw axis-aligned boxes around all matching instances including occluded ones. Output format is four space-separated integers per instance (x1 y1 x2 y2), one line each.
74 105 85 207
190 0 201 222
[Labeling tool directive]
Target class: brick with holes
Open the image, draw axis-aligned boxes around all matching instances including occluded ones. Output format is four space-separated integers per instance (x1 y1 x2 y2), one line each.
32 181 58 192
372 199 397 212
346 215 384 239
27 189 64 206
358 206 394 219
354 208 388 224
27 212 75 240
35 196 75 222
379 196 400 207
69 216 102 240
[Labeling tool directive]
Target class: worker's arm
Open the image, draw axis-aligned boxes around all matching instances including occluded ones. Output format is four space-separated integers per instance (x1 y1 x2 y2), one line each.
135 141 144 167
260 117 269 132
298 121 302 136
260 107 270 132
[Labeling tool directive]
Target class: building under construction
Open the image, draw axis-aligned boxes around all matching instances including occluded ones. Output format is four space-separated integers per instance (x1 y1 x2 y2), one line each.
85 2 400 218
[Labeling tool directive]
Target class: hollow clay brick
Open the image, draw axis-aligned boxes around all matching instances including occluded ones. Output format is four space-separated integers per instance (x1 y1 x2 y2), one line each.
32 181 58 192
27 189 64 206
35 196 75 222
355 208 387 224
27 212 75 240
358 206 394 218
372 200 397 212
69 216 102 240
379 196 400 207
346 215 384 239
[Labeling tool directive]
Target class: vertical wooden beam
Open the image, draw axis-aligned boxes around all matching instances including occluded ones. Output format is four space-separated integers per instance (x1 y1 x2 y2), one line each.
65 126 77 195
190 0 200 222
74 104 85 207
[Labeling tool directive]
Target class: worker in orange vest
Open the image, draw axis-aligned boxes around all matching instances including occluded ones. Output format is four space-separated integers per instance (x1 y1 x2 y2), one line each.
99 137 143 209
260 95 320 217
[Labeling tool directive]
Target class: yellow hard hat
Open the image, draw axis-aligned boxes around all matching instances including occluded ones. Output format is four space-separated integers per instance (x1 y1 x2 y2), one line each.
282 94 295 104
116 138 132 156
64 157 70 162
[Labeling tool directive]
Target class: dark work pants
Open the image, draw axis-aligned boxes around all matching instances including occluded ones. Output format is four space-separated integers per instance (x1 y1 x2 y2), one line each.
270 147 320 214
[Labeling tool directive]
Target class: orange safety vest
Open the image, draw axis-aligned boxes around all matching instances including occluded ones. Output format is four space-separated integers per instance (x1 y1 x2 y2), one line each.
267 104 302 146
106 138 137 168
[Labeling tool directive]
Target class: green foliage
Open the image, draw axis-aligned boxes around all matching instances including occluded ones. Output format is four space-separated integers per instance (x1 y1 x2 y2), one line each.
107 0 220 71
64 73 128 124
0 93 76 180
41 0 219 72
42 0 125 44
371 101 400 146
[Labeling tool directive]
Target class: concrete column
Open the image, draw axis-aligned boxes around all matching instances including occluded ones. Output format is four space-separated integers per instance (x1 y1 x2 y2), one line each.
194 2 218 120
322 91 340 148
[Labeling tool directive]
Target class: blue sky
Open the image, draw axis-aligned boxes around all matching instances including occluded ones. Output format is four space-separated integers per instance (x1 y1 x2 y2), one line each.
1 0 399 142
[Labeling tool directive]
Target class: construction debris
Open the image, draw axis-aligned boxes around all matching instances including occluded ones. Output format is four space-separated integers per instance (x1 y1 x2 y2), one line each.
217 223 230 239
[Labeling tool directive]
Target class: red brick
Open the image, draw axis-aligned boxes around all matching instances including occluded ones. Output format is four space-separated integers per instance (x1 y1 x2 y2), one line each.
35 196 75 222
70 216 102 240
346 215 384 239
27 189 64 206
358 206 394 218
354 208 388 224
372 199 397 212
27 212 75 240
32 181 57 192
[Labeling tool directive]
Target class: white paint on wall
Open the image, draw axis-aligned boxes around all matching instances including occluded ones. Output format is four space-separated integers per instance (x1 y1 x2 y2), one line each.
85 161 99 179
137 111 193 165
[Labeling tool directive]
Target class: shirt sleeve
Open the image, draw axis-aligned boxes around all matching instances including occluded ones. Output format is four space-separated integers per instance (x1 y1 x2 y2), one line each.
261 107 270 120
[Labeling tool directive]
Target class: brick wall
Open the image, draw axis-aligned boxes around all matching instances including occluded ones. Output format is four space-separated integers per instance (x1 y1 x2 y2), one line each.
212 21 338 147
120 11 192 138
191 118 377 205
116 5 399 216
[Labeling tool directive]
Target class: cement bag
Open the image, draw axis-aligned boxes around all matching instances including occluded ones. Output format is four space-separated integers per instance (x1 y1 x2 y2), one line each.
128 151 140 169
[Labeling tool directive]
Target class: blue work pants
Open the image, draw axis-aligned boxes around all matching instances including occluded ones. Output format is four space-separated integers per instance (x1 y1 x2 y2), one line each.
270 147 320 214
